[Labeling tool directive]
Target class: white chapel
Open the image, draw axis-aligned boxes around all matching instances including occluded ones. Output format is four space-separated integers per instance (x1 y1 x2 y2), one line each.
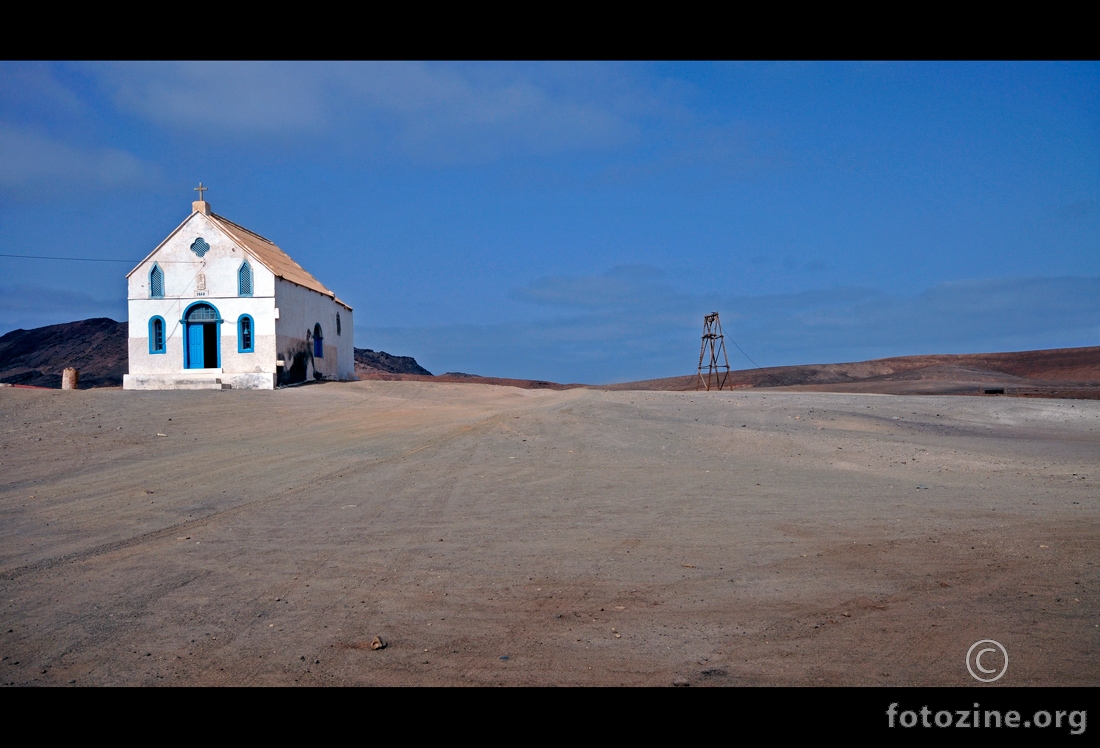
123 187 355 390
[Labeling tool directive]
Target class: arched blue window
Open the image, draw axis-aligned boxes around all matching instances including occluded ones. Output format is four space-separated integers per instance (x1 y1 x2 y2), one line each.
149 316 166 354
238 260 253 297
149 263 164 298
336 312 341 336
313 323 323 358
238 315 254 353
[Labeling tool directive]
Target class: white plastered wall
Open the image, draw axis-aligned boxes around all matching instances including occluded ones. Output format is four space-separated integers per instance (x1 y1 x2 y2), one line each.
273 278 355 384
126 212 277 385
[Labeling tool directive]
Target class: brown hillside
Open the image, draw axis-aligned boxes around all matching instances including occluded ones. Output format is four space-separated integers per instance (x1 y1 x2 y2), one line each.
602 346 1100 399
353 368 584 391
0 318 128 389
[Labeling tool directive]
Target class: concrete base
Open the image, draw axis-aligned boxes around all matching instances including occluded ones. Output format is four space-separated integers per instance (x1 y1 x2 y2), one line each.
124 374 229 390
223 373 277 390
123 372 277 391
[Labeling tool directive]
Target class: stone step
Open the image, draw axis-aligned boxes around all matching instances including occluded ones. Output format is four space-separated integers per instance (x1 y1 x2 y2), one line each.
168 381 233 390
123 375 232 391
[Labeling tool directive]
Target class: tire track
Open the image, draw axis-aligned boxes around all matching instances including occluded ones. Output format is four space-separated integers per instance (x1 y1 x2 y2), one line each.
0 409 520 583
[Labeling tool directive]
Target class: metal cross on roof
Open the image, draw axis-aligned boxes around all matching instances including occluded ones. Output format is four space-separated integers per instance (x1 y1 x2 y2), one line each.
194 182 208 201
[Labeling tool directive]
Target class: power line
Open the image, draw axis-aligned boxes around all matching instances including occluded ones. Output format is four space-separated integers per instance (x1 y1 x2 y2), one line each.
0 254 193 264
727 337 799 390
0 253 139 263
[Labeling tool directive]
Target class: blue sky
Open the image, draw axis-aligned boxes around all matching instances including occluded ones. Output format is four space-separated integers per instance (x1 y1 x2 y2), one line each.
1 62 1097 383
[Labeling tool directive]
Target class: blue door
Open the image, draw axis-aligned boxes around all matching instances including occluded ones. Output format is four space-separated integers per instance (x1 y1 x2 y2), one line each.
184 303 220 369
187 323 206 368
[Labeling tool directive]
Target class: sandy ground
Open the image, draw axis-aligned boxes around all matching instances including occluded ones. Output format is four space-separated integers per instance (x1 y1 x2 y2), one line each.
1 381 1097 686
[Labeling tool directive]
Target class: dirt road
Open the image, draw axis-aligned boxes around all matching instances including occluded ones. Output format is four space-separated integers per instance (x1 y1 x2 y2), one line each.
1 382 1097 685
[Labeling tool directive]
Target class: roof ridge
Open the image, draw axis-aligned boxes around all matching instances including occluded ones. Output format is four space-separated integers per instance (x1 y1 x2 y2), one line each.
209 213 277 246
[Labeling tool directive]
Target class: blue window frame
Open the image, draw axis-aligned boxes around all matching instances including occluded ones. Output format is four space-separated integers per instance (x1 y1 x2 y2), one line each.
238 315 254 353
238 260 253 296
149 263 164 298
313 323 323 358
149 316 166 354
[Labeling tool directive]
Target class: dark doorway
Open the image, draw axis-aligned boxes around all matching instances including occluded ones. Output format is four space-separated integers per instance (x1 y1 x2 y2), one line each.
203 325 218 367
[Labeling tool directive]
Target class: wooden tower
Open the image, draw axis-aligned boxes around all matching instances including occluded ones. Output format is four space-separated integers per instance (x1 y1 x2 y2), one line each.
697 312 731 391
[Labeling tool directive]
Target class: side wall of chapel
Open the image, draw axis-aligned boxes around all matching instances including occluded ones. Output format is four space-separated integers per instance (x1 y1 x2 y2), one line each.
274 279 355 385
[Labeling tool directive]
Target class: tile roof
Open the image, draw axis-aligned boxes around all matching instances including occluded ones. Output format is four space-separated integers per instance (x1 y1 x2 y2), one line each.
207 212 351 310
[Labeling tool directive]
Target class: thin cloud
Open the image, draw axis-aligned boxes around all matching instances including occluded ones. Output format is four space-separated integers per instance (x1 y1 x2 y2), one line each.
94 61 328 135
1056 199 1098 220
588 123 785 188
722 276 1100 363
86 62 643 163
513 264 672 309
341 63 638 163
0 62 89 120
0 123 159 199
369 273 1100 383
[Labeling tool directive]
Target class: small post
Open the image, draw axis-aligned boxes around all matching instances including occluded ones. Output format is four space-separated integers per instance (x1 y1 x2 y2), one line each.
61 367 79 390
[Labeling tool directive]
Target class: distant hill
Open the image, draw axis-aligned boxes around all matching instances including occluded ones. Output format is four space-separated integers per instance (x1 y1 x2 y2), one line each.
353 358 579 390
602 346 1100 399
4 317 1097 398
353 348 432 376
352 349 577 389
0 318 128 388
